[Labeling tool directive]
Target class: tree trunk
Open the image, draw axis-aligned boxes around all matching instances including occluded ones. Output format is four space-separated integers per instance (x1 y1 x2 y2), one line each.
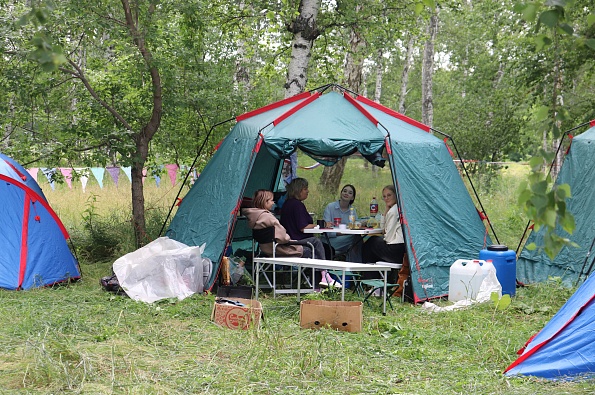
398 34 415 114
285 0 321 98
234 0 252 111
374 48 383 103
319 7 365 192
284 0 321 186
421 12 438 128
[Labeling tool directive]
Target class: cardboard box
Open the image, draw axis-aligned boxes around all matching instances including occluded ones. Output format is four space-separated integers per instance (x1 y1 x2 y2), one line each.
299 300 363 333
211 297 262 330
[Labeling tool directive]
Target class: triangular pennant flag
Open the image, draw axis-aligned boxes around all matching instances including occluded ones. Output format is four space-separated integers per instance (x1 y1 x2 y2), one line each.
41 168 56 190
91 167 105 189
27 168 39 182
142 168 147 185
165 164 179 187
75 168 89 193
153 165 164 187
122 166 132 183
106 166 120 187
59 168 73 189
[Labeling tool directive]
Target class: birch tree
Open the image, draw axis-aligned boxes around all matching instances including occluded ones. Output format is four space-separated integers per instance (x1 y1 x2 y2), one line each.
285 0 321 97
421 10 438 128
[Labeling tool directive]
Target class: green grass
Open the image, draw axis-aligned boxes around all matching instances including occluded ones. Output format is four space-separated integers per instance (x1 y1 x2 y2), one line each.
0 267 592 394
3 158 594 393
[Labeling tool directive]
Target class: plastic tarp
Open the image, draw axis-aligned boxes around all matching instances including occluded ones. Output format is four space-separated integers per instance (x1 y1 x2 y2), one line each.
505 270 595 379
113 237 212 303
517 125 595 286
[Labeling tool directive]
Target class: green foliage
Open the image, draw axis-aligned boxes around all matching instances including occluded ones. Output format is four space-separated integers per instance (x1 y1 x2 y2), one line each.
517 151 578 258
15 1 67 71
74 193 126 262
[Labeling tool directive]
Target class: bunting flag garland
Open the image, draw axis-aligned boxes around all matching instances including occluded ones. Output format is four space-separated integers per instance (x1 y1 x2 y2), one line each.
122 166 132 183
76 168 90 193
165 164 179 186
27 167 39 182
41 168 56 190
91 167 105 189
106 166 120 187
26 163 186 191
59 168 73 189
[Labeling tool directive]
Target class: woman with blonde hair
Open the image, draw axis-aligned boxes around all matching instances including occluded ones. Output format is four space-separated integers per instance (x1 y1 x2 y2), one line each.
362 184 406 283
242 189 324 259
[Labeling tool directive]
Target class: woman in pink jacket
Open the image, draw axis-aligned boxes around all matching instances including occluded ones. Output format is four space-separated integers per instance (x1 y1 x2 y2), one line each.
242 189 325 259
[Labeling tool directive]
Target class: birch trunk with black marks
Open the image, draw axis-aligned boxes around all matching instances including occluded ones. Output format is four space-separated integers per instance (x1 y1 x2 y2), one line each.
421 12 438 128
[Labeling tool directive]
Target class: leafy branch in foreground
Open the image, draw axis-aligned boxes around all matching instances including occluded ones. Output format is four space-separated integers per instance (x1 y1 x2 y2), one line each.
517 151 577 259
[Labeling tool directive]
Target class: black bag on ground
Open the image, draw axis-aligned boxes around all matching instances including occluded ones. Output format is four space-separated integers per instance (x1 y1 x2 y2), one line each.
100 273 126 295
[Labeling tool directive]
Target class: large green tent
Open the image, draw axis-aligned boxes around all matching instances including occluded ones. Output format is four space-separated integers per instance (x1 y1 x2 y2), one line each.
166 85 492 302
517 121 595 286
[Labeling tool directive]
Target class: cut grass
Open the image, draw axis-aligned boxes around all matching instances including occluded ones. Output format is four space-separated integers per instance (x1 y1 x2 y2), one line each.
0 265 591 394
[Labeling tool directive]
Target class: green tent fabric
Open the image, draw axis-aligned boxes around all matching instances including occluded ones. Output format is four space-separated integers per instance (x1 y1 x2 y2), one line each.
166 88 491 301
517 122 595 286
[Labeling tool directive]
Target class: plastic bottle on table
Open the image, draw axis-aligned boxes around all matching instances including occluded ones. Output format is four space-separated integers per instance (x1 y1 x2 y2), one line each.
349 207 356 229
370 197 378 217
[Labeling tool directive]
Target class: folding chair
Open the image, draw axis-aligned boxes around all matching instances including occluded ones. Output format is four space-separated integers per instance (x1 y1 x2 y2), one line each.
360 262 405 310
251 227 315 296
327 270 364 296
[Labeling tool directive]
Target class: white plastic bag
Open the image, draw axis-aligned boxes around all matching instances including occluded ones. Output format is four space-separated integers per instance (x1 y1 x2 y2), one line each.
112 236 212 303
422 265 502 313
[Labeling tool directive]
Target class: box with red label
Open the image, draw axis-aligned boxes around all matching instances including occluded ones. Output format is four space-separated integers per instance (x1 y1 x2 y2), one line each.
211 297 262 330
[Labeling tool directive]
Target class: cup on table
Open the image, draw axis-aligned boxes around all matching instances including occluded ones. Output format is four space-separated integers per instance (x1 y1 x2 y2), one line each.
316 219 326 228
338 223 347 230
333 217 341 227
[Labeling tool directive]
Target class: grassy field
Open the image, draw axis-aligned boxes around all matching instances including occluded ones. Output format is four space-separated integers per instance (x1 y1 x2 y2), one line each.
1 158 594 394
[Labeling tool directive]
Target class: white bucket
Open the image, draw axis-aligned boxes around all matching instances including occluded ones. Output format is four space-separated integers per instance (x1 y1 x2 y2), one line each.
448 259 494 302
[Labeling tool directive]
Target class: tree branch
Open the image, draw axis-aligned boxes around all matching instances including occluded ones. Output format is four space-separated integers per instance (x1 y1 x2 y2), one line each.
121 0 162 142
60 58 135 132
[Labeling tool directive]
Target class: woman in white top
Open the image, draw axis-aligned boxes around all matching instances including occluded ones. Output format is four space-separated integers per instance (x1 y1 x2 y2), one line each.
362 185 405 281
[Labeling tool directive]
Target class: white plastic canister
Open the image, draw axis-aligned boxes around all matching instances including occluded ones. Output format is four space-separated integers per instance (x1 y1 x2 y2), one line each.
448 259 494 302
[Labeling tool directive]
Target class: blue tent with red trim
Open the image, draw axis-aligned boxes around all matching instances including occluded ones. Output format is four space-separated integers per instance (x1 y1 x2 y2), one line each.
0 153 80 290
166 85 492 301
505 271 595 379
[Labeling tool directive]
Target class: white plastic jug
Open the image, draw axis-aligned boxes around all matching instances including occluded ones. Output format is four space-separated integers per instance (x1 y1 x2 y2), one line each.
448 259 494 302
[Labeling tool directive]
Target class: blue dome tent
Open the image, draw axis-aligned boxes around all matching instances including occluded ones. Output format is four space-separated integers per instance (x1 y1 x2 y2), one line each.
0 153 81 289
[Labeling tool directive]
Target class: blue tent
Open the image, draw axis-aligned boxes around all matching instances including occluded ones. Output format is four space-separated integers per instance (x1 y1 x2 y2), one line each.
505 271 595 379
0 153 80 289
166 86 491 302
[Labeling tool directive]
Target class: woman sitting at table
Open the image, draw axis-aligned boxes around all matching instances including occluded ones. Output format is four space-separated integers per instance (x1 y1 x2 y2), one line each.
280 178 318 241
242 189 325 260
322 184 362 262
362 184 406 283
